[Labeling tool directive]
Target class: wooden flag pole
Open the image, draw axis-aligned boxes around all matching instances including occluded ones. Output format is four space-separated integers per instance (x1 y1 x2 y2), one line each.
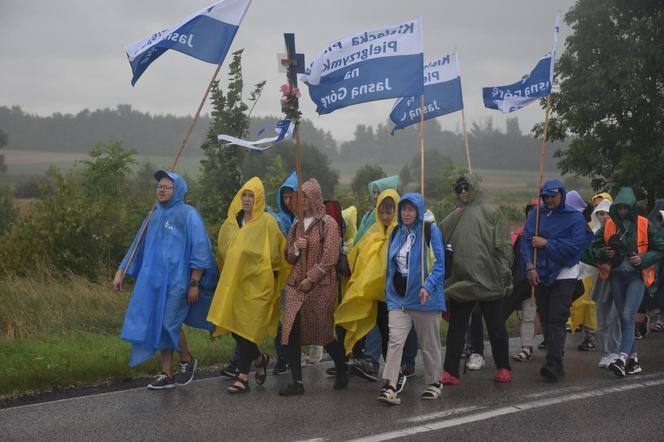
120 63 223 280
530 94 553 305
419 94 426 285
460 107 473 175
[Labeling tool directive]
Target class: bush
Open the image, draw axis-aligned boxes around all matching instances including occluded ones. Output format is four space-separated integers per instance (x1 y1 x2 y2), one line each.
0 141 152 279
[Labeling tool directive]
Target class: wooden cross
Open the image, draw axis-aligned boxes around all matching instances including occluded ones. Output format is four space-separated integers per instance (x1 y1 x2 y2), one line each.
280 33 307 266
281 33 306 89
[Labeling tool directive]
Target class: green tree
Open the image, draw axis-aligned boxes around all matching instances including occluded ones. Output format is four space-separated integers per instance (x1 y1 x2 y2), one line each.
351 164 385 197
0 141 142 278
535 0 664 209
0 185 17 234
263 154 289 210
197 50 265 232
0 128 7 174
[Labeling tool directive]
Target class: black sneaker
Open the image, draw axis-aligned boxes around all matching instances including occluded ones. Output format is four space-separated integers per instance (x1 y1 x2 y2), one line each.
540 364 564 382
538 339 547 349
626 358 642 375
272 358 289 375
147 373 175 390
279 382 304 396
326 366 337 377
220 361 239 379
396 372 407 393
175 357 198 385
609 358 626 377
577 338 597 351
350 359 378 382
401 365 415 378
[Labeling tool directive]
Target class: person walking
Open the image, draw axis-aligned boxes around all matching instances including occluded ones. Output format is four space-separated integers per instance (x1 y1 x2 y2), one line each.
441 175 514 385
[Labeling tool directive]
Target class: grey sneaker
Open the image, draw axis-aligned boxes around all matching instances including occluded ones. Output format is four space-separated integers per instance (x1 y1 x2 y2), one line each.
176 357 198 385
148 373 175 390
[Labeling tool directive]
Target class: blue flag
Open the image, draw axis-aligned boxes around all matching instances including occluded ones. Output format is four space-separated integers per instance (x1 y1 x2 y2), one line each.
125 0 251 86
483 16 560 113
390 51 464 134
301 18 424 115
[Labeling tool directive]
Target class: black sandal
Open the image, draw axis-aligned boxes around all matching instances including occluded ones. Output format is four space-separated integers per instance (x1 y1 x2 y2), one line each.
255 353 270 386
226 377 250 394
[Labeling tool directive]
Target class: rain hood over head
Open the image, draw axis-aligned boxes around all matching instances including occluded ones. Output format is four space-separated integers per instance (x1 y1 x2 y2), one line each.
354 175 399 245
454 174 482 206
565 190 587 213
592 192 613 206
591 199 612 233
206 177 289 343
119 171 216 367
275 171 297 237
335 189 400 353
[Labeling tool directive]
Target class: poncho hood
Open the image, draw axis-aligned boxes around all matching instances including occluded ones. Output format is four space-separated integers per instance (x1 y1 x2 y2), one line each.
455 174 482 206
154 170 187 209
368 175 399 198
227 176 267 225
591 199 612 233
302 178 326 220
609 187 638 225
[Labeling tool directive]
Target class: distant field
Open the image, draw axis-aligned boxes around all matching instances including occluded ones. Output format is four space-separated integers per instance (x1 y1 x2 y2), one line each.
3 149 203 178
4 149 592 206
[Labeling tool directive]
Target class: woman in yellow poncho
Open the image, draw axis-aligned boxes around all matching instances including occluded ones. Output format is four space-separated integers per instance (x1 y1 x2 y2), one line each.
206 177 288 394
335 189 400 361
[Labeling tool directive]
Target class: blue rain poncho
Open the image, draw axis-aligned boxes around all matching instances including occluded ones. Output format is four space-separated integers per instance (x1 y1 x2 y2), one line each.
275 171 297 237
119 171 217 367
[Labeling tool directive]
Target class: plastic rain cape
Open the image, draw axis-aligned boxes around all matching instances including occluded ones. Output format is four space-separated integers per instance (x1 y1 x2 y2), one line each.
206 177 289 343
119 172 216 367
335 189 400 353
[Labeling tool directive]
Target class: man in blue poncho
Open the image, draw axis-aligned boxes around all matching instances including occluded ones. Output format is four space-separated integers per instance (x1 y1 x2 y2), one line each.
112 170 217 390
520 180 593 382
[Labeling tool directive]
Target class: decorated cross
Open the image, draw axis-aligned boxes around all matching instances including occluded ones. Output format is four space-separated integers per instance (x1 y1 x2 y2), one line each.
281 33 306 88
279 33 307 265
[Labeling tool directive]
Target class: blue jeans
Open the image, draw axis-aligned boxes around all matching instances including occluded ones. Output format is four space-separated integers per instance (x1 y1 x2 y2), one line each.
609 271 645 356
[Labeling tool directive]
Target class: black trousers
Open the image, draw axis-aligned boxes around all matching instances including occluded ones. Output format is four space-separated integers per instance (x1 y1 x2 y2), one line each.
466 305 485 355
376 301 390 361
535 279 576 368
286 312 347 383
444 298 511 377
232 333 261 375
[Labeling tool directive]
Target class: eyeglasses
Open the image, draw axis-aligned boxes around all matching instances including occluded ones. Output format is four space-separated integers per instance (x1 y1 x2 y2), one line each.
455 186 469 194
156 185 173 191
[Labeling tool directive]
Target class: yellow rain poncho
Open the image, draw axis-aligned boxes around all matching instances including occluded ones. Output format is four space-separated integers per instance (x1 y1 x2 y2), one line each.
342 206 358 249
334 189 400 353
206 177 289 343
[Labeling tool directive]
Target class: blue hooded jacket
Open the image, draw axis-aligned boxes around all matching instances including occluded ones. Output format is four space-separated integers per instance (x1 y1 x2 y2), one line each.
275 171 297 237
119 171 217 367
385 193 446 312
519 180 593 287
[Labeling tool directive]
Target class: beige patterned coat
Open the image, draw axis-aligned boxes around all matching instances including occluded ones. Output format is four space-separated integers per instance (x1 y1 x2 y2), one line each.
282 179 341 346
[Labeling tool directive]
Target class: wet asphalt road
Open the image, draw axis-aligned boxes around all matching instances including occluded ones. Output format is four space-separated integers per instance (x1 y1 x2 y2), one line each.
3 332 664 441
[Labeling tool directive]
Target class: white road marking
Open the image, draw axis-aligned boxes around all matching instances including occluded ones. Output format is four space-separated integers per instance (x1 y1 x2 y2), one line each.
400 405 484 423
347 376 664 442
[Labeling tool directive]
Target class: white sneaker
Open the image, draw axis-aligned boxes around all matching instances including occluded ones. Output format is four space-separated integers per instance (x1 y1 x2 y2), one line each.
599 353 617 368
465 353 485 371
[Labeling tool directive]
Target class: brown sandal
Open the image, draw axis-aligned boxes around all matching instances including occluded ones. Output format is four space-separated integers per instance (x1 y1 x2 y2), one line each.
255 353 270 386
227 377 250 394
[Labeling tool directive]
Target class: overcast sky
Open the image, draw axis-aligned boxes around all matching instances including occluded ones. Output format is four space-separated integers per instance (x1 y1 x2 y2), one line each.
0 0 576 142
